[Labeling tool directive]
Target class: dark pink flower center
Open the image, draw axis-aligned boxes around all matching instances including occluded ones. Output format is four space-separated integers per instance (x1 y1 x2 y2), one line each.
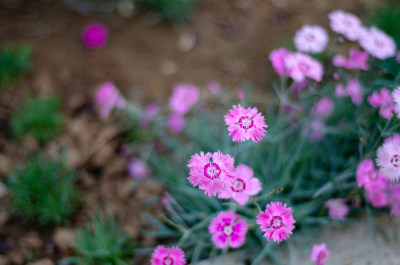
238 116 254 129
231 178 246 192
223 224 233 236
391 154 400 167
204 163 221 179
305 33 315 42
374 39 384 49
163 256 174 265
270 216 283 229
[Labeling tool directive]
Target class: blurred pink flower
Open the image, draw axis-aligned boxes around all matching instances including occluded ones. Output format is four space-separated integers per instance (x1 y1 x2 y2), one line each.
333 48 369 70
392 87 400 118
376 136 400 182
81 22 108 49
294 25 328 53
365 188 390 208
384 134 400 145
368 88 394 119
359 27 396 60
397 51 400 63
208 81 221 94
257 202 296 243
284 52 323 82
169 83 199 115
218 164 262 205
151 246 186 265
311 97 334 117
140 103 160 128
187 151 235 196
237 90 244 100
168 114 185 135
224 104 268 143
325 199 349 219
356 159 389 190
94 82 125 120
310 243 330 265
127 158 150 179
329 10 363 41
309 119 325 143
208 211 248 249
336 79 363 106
269 47 291 76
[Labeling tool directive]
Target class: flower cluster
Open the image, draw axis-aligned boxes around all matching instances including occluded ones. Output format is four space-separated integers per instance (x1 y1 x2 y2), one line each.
94 82 125 120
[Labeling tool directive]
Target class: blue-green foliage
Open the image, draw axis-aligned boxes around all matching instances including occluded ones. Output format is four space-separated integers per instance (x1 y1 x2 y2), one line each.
8 155 78 225
141 0 198 22
11 94 63 143
0 45 32 84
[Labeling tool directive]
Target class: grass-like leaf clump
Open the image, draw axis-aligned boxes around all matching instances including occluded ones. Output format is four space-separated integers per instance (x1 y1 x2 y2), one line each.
8 155 78 225
11 94 63 143
0 45 32 84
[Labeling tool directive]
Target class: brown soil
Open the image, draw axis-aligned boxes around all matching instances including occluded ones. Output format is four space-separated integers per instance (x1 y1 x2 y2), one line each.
0 0 380 264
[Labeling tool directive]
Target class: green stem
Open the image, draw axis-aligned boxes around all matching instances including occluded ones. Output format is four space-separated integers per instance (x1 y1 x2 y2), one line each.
251 241 273 265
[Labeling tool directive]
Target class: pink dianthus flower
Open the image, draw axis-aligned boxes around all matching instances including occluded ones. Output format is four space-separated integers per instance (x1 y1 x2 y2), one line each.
94 82 125 120
356 159 389 191
311 97 334 117
168 114 185 135
224 104 268 143
368 88 394 119
208 81 221 95
335 79 363 106
392 87 400 119
81 22 108 49
309 119 325 143
359 27 396 60
333 48 369 70
127 158 151 179
376 136 400 182
218 164 262 206
284 52 323 82
151 245 186 265
365 188 390 208
329 10 363 41
187 151 235 196
294 25 328 53
310 243 330 265
169 84 199 115
208 211 248 249
325 199 349 220
256 202 296 243
269 48 291 76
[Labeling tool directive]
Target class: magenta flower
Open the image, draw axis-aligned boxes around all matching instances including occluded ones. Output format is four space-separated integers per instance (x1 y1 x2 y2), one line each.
310 243 330 265
392 87 400 118
224 104 268 143
169 83 199 115
365 188 390 208
294 25 328 53
208 81 221 94
333 48 369 70
376 136 400 182
368 88 394 119
81 22 108 49
168 114 185 135
187 151 235 196
329 10 363 41
335 79 363 106
151 245 186 265
356 159 389 191
325 199 349 220
311 97 334 117
127 158 151 179
94 82 125 120
218 164 262 205
359 27 396 60
284 52 323 82
269 48 291 76
257 202 296 243
208 211 248 249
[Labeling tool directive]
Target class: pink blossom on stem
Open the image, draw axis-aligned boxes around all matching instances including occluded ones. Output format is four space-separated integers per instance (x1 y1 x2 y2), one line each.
237 90 244 100
169 83 199 115
127 158 151 179
218 164 262 205
294 25 328 53
224 104 268 143
310 243 330 265
376 136 400 182
311 97 334 117
269 48 291 76
208 211 248 249
94 82 125 120
81 22 108 49
392 87 400 119
325 199 349 220
365 188 390 208
284 52 323 82
336 79 363 106
256 202 296 243
309 119 325 143
368 88 394 119
359 27 396 60
329 10 363 41
187 151 235 196
333 48 369 70
168 114 185 135
356 159 389 190
151 246 186 265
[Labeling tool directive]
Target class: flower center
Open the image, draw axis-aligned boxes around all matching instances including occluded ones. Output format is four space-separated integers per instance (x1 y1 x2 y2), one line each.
163 257 174 265
343 19 352 27
204 163 221 179
374 39 384 48
231 178 246 192
391 154 400 167
270 216 283 229
223 225 233 236
305 33 315 42
238 116 254 129
299 62 309 73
